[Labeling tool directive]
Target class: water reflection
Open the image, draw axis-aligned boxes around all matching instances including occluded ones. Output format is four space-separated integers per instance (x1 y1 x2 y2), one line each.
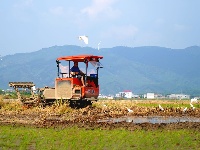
97 116 200 124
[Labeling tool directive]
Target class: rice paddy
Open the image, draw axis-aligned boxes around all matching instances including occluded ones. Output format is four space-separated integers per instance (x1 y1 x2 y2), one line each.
0 98 200 149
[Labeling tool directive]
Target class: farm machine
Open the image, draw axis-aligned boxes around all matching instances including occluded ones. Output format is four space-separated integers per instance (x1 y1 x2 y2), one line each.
9 54 103 107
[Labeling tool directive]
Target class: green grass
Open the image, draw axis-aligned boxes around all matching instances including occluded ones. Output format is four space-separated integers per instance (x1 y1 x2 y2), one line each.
0 125 200 150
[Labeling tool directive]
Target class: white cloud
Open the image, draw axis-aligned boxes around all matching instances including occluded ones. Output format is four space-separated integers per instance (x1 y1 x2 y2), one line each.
81 0 120 19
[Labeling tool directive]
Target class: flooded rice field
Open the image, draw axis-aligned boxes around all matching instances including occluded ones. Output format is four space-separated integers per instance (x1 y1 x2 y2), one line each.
0 100 200 130
97 115 200 124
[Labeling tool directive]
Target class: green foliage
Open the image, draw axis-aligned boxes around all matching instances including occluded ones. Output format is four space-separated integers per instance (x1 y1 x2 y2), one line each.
3 93 17 99
0 89 4 95
0 125 200 150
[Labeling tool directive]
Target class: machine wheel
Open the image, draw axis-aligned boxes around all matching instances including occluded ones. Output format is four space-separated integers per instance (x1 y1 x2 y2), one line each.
69 100 92 108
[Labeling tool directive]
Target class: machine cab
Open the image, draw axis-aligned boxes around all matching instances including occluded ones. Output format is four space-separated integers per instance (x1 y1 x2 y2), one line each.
55 55 103 101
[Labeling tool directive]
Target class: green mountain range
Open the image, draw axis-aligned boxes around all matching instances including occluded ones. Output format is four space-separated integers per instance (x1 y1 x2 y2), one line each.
1 45 200 96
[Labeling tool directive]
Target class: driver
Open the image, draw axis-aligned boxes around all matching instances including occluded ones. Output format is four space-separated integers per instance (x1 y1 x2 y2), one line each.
70 62 85 86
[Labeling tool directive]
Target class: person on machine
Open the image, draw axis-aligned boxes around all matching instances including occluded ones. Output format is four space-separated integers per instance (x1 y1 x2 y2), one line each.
70 62 85 86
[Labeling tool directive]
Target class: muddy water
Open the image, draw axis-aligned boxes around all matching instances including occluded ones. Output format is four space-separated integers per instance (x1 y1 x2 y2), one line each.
97 116 200 124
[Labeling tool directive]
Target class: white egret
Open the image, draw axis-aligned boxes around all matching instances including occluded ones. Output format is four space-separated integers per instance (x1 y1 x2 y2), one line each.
190 103 195 110
183 107 187 113
159 104 164 111
126 107 133 113
190 98 198 103
98 41 101 50
78 35 88 44
102 104 107 107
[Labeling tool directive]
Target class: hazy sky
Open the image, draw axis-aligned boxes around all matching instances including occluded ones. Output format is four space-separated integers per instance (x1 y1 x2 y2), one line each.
0 0 200 56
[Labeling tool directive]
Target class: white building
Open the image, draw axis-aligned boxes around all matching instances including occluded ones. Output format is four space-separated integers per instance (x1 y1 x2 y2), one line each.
144 93 155 99
118 90 133 98
168 94 190 99
107 95 114 99
98 94 107 99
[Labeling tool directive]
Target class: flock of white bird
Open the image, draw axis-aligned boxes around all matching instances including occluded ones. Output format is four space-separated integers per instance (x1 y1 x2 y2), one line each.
102 98 198 114
158 98 198 112
125 98 198 114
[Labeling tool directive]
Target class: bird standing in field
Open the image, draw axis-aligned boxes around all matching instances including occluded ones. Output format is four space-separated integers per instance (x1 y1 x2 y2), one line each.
190 103 195 110
102 104 107 107
126 107 133 113
183 107 187 113
190 98 198 103
159 104 164 111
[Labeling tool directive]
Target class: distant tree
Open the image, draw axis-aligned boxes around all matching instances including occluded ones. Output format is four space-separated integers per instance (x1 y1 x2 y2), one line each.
0 89 3 95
